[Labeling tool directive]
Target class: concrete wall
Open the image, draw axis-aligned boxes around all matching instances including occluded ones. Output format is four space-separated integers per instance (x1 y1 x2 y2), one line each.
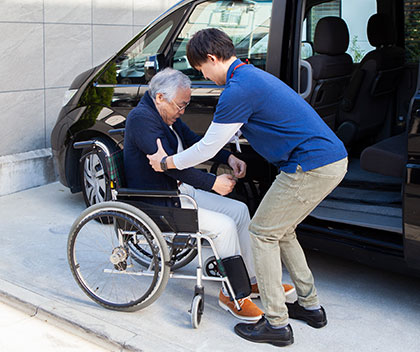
0 0 177 196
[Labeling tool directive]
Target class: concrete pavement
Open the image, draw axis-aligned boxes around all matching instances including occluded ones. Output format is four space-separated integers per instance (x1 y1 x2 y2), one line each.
0 300 109 351
0 182 420 351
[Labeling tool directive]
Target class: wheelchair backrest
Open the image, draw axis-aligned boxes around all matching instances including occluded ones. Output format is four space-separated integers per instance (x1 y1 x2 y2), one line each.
106 149 126 190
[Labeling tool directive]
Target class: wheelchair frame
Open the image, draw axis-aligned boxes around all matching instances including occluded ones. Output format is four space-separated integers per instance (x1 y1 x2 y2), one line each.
68 138 244 328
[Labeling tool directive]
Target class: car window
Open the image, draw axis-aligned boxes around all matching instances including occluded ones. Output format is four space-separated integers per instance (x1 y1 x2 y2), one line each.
115 21 173 85
98 7 185 86
405 0 420 63
172 0 273 81
301 0 376 63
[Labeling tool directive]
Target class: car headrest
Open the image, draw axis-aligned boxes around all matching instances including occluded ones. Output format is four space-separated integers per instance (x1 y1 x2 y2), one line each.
367 13 396 47
313 17 350 55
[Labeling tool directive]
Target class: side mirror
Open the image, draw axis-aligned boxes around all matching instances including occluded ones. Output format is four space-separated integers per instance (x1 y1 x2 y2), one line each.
144 54 164 82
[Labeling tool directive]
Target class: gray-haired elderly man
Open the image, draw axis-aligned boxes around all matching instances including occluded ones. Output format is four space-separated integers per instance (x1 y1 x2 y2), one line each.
123 68 294 320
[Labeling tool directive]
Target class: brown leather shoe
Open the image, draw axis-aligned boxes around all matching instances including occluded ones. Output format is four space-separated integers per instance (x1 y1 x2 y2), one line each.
218 290 263 321
250 283 295 299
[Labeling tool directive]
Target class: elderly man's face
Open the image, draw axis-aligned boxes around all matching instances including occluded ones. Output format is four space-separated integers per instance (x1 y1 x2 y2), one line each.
155 87 191 126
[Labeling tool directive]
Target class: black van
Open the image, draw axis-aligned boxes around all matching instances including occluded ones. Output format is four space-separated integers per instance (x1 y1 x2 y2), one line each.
51 0 420 275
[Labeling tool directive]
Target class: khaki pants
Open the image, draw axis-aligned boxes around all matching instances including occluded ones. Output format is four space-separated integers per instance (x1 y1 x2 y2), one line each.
249 157 348 326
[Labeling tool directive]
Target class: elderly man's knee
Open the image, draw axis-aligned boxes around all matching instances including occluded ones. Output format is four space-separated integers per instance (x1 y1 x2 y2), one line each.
223 216 238 234
237 201 251 223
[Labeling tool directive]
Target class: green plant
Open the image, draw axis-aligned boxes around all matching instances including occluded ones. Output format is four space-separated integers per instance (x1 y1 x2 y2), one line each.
349 35 365 63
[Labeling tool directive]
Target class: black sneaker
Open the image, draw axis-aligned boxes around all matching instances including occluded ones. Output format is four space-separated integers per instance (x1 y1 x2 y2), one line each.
234 316 294 347
286 301 327 328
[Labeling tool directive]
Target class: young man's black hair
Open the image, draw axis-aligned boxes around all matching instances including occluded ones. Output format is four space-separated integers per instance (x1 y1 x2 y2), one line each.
186 28 236 68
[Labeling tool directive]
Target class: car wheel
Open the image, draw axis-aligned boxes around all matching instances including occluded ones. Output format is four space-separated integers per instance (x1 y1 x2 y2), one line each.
80 137 118 207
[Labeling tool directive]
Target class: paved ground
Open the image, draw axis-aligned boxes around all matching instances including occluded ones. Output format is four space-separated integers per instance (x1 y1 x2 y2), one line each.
0 301 108 351
1 182 420 351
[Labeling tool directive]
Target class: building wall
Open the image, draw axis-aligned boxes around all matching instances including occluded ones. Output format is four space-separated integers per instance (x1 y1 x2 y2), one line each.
0 0 177 195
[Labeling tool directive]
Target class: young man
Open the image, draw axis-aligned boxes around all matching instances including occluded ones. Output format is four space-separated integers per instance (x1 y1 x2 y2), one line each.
124 68 294 322
147 29 348 347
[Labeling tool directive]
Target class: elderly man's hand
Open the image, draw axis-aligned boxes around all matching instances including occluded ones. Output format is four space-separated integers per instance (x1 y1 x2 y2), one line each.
212 174 236 195
228 154 247 178
147 138 168 172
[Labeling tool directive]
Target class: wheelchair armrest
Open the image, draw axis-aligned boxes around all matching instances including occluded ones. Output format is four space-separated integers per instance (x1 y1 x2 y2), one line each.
117 188 179 197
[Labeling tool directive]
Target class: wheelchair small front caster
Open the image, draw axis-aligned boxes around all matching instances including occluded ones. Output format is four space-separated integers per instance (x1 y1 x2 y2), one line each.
204 256 220 277
190 294 204 328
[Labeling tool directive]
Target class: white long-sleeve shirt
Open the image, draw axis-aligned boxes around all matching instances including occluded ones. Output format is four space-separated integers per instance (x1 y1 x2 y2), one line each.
172 122 243 170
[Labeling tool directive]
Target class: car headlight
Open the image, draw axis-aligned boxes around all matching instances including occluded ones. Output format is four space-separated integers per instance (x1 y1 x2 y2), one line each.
62 89 78 107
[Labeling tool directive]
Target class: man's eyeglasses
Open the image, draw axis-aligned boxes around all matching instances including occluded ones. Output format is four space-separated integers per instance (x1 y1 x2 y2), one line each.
171 99 190 112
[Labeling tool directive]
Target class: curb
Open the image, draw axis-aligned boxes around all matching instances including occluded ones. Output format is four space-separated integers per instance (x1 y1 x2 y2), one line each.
0 278 141 352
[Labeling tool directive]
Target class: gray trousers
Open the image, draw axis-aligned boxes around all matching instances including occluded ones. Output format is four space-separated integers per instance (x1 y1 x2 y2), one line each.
180 183 255 279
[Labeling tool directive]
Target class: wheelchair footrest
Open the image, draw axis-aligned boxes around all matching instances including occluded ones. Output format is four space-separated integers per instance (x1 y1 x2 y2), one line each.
222 255 251 300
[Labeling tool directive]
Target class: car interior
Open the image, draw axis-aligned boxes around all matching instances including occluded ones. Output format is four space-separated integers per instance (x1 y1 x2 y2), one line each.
301 0 419 238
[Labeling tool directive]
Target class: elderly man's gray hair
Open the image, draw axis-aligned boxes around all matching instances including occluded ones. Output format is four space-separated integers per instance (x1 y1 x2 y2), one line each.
149 68 191 101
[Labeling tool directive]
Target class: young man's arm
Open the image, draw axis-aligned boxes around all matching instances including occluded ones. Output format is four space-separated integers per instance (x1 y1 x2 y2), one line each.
176 119 231 165
148 121 243 172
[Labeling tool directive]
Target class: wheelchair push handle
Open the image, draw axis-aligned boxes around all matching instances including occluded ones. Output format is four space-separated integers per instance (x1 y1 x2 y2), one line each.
73 140 112 157
73 140 95 150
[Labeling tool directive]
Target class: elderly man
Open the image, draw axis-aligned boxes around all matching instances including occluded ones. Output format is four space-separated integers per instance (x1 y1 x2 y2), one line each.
123 67 294 321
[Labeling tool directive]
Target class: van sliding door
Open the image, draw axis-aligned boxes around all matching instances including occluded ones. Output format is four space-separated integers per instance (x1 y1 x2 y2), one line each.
404 65 420 270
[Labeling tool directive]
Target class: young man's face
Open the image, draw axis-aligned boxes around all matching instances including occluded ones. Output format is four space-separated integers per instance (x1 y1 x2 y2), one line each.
196 55 227 86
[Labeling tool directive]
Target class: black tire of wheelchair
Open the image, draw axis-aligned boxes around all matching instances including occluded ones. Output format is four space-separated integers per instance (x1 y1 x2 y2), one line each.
67 201 171 312
80 136 118 208
191 294 204 329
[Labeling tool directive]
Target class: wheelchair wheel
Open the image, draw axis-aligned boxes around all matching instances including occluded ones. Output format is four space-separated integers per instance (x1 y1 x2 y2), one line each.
190 294 204 329
204 256 221 277
68 201 170 312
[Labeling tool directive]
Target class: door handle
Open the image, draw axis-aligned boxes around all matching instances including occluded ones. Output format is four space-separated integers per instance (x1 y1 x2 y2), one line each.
299 60 313 100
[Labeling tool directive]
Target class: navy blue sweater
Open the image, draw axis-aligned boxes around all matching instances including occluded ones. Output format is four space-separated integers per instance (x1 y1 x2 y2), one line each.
124 91 231 206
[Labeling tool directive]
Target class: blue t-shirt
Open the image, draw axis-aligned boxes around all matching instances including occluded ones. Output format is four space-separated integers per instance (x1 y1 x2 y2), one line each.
213 59 347 173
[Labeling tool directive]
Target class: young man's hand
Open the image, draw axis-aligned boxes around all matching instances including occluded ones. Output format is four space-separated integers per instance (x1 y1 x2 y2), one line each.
212 174 236 195
147 138 168 172
228 154 247 178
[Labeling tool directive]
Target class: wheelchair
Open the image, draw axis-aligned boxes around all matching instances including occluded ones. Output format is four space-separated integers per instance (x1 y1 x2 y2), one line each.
67 135 251 328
